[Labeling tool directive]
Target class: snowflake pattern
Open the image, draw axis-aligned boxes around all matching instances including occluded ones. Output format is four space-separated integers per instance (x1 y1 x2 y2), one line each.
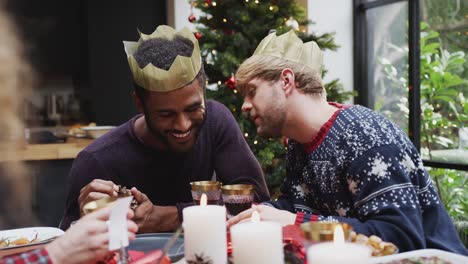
283 106 440 221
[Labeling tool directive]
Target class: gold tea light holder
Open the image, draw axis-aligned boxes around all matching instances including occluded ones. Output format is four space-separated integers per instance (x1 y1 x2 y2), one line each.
190 181 222 205
82 196 117 215
300 222 353 244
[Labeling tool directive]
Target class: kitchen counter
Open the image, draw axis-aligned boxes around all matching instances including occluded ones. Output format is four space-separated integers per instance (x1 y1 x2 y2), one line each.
0 137 93 162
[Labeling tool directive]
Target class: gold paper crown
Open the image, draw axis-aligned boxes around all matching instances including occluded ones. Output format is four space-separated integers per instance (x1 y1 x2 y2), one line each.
123 25 201 92
253 30 323 72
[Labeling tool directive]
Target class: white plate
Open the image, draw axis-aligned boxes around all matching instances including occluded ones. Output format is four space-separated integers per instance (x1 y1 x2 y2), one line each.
0 227 64 257
370 249 468 264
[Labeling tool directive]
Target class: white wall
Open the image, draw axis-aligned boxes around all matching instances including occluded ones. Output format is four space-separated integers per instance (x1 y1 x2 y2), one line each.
308 0 354 94
167 0 354 95
167 0 200 31
307 0 354 94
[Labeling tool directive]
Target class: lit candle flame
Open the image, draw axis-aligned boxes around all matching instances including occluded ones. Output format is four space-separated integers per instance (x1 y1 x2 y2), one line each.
251 210 260 223
333 224 345 245
200 193 207 206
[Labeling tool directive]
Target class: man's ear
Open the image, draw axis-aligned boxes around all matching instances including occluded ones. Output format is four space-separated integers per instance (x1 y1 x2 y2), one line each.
280 68 295 96
132 91 144 113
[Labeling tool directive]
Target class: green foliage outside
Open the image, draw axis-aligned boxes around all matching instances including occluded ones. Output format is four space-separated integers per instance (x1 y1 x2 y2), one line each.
192 0 354 193
379 22 467 245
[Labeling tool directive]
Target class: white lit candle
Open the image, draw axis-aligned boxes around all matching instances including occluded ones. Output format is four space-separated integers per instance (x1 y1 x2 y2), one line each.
183 194 227 264
307 225 371 264
230 211 284 264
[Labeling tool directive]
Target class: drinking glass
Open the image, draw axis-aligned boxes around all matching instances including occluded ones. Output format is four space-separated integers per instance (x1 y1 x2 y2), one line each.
190 181 221 205
221 184 254 218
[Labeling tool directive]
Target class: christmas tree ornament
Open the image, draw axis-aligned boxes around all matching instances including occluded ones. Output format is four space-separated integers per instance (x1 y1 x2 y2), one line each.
188 0 196 23
223 28 234 35
225 74 236 90
188 14 196 23
194 32 202 39
205 0 212 6
285 16 299 30
123 25 201 92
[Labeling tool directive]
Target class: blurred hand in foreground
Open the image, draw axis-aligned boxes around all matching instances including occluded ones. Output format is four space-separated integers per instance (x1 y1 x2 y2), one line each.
46 206 138 264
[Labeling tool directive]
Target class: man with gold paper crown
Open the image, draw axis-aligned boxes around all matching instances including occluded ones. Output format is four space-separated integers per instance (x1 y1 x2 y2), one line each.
60 25 269 232
228 30 467 255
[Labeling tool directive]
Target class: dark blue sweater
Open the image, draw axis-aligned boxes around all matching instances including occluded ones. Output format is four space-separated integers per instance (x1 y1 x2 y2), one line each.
268 105 467 255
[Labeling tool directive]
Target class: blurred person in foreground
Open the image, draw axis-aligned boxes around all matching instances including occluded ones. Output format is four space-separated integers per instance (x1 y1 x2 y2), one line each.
0 3 138 264
227 30 467 255
1 207 138 264
60 25 269 232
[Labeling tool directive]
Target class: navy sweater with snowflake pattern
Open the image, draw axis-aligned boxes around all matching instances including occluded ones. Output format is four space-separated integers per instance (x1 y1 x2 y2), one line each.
267 104 467 255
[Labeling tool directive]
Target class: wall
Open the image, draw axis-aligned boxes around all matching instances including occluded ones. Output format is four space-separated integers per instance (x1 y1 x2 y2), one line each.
308 0 354 95
167 0 354 96
83 0 167 125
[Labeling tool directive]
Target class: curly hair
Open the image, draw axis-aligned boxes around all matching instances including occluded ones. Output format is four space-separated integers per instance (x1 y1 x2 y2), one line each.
132 35 206 101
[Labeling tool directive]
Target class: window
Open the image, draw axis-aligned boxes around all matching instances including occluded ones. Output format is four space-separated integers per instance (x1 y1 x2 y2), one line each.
354 0 468 171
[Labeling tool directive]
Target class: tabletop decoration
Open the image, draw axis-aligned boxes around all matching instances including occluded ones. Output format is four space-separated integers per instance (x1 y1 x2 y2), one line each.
307 224 371 264
230 211 284 264
183 193 227 264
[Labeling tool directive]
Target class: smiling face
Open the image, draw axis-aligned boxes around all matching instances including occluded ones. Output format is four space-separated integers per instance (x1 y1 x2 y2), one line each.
241 78 286 138
138 79 206 153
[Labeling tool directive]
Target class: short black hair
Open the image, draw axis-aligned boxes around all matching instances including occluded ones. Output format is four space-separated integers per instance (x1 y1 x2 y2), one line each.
132 35 206 101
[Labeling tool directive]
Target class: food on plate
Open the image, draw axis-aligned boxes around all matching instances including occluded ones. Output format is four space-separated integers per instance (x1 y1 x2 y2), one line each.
350 231 398 256
117 185 139 210
379 256 452 264
0 233 39 248
68 122 97 137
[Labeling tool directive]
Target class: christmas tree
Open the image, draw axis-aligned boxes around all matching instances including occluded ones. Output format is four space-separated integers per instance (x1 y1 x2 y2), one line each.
190 0 354 194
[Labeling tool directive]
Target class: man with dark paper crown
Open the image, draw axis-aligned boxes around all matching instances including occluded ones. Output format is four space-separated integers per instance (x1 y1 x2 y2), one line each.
60 25 269 232
227 30 467 255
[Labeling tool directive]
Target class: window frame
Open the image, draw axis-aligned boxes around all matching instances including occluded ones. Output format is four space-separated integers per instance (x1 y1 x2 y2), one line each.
353 0 468 171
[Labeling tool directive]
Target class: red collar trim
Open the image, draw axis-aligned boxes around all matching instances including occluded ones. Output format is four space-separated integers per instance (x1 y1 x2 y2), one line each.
302 102 349 154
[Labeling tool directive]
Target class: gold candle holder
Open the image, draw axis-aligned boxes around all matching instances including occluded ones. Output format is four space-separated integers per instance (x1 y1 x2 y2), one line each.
82 196 117 215
190 181 221 205
300 222 353 242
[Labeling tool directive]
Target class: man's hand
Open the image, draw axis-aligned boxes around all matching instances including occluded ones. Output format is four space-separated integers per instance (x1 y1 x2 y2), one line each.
78 179 119 216
46 206 138 264
227 204 296 228
131 187 179 233
131 187 155 233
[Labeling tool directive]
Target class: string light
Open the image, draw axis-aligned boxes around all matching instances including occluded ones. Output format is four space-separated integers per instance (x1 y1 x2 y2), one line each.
217 81 222 85
244 133 249 137
254 140 258 144
255 0 259 3
245 0 249 2
269 6 274 11
212 1 217 6
223 18 228 23
233 89 238 94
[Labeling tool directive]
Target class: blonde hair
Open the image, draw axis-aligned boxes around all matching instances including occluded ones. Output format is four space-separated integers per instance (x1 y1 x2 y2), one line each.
0 4 38 227
236 55 326 98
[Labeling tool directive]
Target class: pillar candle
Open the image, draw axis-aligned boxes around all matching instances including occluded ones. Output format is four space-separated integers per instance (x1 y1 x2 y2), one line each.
307 225 371 264
183 194 227 264
230 211 284 264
